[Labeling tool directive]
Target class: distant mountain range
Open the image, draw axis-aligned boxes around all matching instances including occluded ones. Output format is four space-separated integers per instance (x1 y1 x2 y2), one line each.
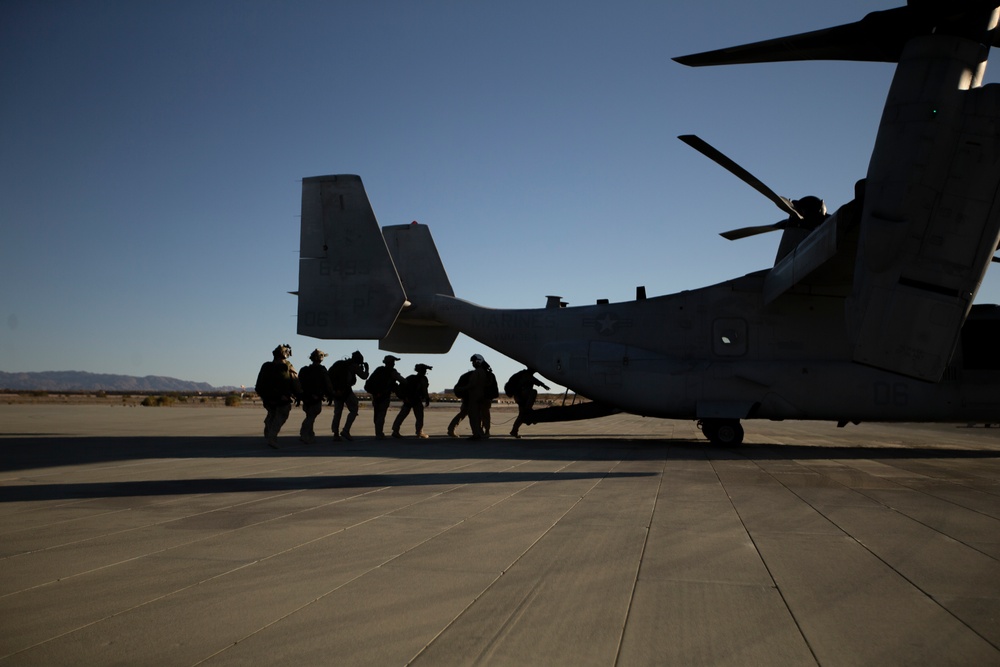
0 371 220 393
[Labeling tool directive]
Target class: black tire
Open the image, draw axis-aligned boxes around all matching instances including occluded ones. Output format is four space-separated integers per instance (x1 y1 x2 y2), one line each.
713 420 744 445
698 419 718 443
700 419 744 445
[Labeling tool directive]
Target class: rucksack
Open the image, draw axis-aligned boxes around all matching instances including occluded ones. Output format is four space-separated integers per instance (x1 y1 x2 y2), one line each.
328 359 352 389
486 372 500 400
395 376 410 400
503 377 516 397
453 370 473 399
365 367 393 395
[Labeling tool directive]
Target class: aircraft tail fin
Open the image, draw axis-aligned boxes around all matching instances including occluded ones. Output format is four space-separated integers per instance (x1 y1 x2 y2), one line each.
296 175 459 352
382 222 454 300
380 222 459 353
296 175 406 339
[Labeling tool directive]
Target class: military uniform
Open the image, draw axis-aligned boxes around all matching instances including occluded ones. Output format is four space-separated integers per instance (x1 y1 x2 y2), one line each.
451 354 495 440
298 349 334 444
365 355 404 439
255 345 302 448
392 364 432 438
507 368 550 438
447 370 473 437
329 351 369 441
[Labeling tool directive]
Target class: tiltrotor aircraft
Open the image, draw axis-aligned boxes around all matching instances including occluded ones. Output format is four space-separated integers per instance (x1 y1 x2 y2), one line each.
296 1 1000 445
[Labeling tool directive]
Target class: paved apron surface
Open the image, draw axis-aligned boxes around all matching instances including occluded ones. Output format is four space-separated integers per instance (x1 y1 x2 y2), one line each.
1 405 998 665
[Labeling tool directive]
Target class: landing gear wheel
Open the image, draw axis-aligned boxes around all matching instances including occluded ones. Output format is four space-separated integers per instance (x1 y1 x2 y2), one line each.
699 419 744 446
698 420 718 442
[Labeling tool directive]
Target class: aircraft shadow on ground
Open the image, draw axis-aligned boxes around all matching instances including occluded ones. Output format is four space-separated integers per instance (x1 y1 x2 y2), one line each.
0 470 659 503
1 435 998 474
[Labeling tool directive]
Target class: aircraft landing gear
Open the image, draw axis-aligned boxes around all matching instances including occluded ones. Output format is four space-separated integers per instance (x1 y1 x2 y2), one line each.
698 418 744 446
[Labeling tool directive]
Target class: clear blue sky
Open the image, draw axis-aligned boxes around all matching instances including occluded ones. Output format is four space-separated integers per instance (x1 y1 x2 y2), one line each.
3 1 999 392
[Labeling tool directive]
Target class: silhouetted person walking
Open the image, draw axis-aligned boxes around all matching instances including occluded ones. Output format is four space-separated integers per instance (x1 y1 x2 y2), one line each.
255 344 302 449
365 355 404 439
392 363 432 439
452 354 493 440
298 349 334 444
506 367 549 438
328 350 369 441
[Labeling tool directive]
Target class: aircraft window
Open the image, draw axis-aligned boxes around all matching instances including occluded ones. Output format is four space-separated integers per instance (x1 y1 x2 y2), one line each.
713 318 747 357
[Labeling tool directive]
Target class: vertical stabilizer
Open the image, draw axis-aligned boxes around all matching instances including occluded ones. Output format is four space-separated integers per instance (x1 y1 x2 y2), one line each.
297 175 406 339
847 38 1000 381
382 222 454 298
379 222 459 353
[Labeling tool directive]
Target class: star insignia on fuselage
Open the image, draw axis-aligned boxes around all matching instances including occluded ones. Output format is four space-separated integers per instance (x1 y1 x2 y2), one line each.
583 313 630 336
596 314 618 334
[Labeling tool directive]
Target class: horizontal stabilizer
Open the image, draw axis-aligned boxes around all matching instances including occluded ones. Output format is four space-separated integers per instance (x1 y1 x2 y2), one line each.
297 175 406 339
380 321 458 354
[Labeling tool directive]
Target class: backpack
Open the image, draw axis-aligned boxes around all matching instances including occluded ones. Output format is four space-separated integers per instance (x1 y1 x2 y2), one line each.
453 370 473 399
365 367 393 395
395 376 410 401
328 359 352 389
504 377 516 397
486 372 500 400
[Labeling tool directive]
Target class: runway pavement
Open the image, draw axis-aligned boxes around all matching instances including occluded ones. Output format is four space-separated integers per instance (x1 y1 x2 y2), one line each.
1 403 998 665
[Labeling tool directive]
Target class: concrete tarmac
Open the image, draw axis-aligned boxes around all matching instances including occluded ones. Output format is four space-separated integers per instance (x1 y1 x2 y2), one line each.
1 403 998 666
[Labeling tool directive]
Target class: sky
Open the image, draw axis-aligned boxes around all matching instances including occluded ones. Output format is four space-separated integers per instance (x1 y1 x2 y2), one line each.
3 0 1000 393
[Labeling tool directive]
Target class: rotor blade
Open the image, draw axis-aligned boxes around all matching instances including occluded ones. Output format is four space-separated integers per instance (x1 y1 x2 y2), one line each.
720 221 785 241
679 135 802 220
672 3 1000 67
673 8 916 66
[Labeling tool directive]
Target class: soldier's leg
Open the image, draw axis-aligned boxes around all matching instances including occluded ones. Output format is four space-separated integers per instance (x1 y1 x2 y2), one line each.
300 402 320 443
482 402 492 437
447 407 466 436
266 403 291 448
331 398 345 437
342 392 359 440
510 417 521 437
392 403 410 437
373 398 388 438
264 406 276 441
274 403 291 436
414 403 426 437
467 402 484 439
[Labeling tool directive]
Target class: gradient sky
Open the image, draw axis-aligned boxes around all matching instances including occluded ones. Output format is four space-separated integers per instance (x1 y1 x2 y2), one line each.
3 0 1000 392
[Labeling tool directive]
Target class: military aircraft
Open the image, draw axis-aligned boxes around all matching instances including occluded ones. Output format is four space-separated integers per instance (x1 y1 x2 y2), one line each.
295 1 1000 445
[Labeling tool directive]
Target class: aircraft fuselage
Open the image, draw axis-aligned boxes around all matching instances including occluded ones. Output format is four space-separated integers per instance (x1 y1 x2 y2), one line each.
416 277 1000 424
